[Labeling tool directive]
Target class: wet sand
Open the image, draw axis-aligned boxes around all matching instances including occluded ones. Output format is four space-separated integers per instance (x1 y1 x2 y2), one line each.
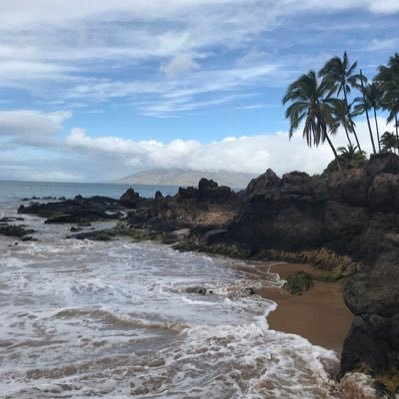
257 263 353 354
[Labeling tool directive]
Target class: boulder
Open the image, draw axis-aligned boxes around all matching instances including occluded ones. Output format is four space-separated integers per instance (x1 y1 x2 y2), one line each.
245 168 281 201
340 314 392 375
366 153 399 177
368 173 399 212
119 188 140 208
343 257 399 318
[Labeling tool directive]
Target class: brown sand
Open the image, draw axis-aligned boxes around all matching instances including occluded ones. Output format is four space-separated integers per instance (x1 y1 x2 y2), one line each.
256 263 353 354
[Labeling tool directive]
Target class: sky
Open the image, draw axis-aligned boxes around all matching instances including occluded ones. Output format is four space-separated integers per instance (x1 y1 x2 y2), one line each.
0 0 398 182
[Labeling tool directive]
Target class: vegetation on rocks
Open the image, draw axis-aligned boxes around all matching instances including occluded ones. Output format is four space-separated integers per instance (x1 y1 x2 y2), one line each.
284 272 314 295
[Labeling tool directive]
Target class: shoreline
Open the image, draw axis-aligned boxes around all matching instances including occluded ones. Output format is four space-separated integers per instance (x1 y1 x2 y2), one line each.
256 263 353 354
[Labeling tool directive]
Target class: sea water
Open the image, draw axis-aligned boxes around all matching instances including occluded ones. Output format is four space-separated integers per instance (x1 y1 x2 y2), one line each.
0 181 350 398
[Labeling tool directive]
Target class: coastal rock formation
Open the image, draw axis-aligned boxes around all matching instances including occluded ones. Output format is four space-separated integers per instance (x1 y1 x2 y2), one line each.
218 153 399 379
122 178 238 234
119 188 143 208
18 195 125 223
16 155 399 383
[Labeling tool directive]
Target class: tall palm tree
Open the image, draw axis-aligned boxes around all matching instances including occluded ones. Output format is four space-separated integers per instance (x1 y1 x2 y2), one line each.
365 83 383 152
354 70 377 154
283 71 341 170
375 53 399 152
380 131 397 153
319 51 365 150
329 99 358 147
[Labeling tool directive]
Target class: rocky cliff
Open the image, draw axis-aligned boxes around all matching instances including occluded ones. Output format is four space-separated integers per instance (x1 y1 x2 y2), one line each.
214 153 399 380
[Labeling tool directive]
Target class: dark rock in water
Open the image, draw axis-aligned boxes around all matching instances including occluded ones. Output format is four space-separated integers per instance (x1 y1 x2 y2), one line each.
18 195 122 224
119 188 140 208
68 229 116 241
185 286 207 295
0 224 35 238
0 216 25 223
366 153 399 177
70 226 83 232
21 236 37 242
243 287 255 296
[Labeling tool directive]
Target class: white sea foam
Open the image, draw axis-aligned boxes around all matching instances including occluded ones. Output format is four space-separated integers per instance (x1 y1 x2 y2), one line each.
0 213 356 399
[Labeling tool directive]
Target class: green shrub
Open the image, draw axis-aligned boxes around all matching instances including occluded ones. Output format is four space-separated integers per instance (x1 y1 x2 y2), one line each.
285 271 314 295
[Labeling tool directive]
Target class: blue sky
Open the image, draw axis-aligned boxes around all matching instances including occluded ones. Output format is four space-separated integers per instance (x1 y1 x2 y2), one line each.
0 0 398 181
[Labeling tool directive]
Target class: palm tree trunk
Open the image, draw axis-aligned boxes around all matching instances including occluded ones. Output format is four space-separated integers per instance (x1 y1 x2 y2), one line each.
360 70 376 154
395 113 399 155
373 107 381 153
343 86 361 151
344 126 353 146
325 133 342 171
352 123 362 152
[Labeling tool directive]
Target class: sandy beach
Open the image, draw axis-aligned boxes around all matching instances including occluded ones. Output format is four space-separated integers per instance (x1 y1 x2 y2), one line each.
257 263 353 354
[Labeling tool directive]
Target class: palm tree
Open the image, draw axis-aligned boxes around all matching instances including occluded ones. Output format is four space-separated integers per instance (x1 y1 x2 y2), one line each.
329 99 358 147
337 144 366 163
354 70 378 155
380 131 397 153
319 51 365 150
365 83 383 152
375 53 399 151
283 71 341 170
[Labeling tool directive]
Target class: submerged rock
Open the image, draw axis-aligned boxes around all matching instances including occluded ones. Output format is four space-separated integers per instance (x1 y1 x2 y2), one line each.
0 224 35 238
185 286 207 295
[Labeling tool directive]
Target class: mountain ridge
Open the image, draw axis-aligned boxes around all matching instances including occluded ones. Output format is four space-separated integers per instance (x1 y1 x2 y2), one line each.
113 168 256 189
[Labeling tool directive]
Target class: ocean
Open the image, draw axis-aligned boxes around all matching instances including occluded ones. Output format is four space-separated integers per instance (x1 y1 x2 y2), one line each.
0 181 344 398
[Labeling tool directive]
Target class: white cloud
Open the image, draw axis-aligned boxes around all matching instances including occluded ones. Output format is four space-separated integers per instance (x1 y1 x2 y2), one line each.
368 38 399 51
64 117 391 178
0 110 71 146
1 0 396 115
162 54 200 78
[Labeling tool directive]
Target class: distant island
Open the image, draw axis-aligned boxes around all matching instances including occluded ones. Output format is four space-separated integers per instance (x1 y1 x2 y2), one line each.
112 168 256 189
